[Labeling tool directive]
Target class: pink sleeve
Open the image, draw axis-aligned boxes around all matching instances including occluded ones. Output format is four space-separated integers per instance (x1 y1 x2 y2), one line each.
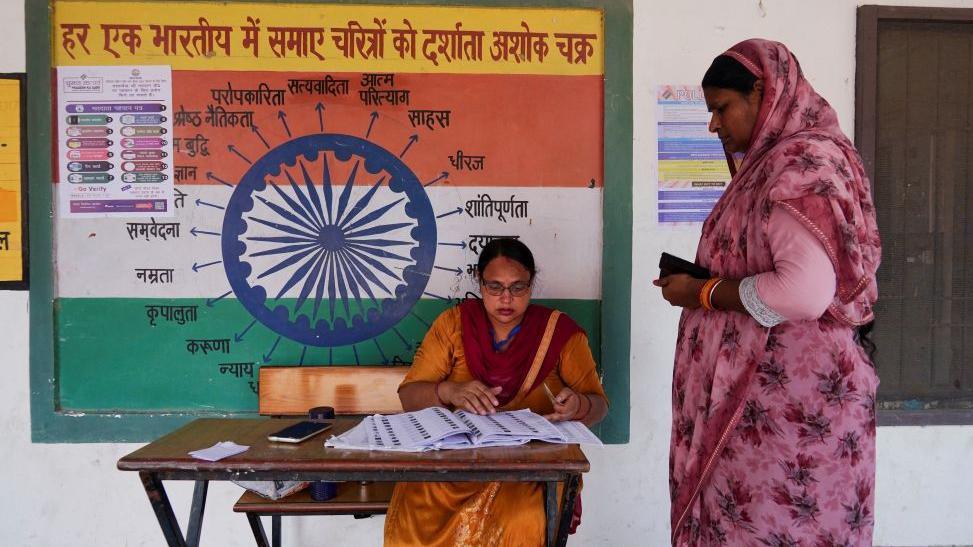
753 207 836 322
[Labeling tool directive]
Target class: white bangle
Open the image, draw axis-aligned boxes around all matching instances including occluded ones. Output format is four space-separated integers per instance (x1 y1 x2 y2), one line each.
707 278 725 310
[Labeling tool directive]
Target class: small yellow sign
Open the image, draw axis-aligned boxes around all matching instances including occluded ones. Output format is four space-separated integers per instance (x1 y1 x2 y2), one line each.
0 76 25 286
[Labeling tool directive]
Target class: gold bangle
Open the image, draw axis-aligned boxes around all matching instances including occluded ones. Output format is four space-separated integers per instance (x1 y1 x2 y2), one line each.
434 382 447 405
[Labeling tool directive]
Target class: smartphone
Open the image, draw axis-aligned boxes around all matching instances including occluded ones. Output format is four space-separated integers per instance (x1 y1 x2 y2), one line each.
659 252 711 279
267 421 333 443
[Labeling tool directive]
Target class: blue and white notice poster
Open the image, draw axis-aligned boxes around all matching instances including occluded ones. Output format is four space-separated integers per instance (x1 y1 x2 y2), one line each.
656 85 730 225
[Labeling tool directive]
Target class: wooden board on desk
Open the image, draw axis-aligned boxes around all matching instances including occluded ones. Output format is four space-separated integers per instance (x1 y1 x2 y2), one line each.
258 366 408 416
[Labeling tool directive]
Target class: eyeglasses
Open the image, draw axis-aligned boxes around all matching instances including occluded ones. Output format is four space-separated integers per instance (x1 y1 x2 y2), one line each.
481 281 531 297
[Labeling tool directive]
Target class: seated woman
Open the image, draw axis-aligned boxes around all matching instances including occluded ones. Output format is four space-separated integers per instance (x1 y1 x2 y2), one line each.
383 238 609 547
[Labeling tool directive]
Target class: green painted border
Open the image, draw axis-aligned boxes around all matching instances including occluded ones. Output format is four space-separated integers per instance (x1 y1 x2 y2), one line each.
28 0 632 442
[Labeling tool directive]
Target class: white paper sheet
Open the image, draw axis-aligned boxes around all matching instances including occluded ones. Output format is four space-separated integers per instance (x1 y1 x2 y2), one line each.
552 421 604 446
188 441 249 461
324 408 602 452
455 408 564 445
378 407 471 449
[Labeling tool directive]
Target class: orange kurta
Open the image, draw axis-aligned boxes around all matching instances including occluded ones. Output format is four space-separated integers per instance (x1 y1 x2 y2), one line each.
383 307 607 547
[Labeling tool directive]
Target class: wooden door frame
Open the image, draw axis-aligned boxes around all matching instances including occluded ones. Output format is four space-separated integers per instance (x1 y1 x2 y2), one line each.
857 5 973 426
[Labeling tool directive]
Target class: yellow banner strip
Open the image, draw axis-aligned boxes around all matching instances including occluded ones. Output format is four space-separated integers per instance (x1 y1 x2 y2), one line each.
0 78 24 282
53 1 603 75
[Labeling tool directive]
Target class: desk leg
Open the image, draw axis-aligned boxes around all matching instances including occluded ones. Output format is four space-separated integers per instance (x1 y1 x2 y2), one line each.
554 474 580 547
544 481 558 547
139 472 187 547
245 514 271 547
271 515 281 547
186 480 209 547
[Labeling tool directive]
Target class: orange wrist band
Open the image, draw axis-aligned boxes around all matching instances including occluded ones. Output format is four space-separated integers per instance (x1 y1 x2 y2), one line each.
699 278 719 310
707 278 725 311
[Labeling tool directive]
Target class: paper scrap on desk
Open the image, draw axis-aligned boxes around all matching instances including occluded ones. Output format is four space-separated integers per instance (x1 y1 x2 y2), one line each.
189 441 249 461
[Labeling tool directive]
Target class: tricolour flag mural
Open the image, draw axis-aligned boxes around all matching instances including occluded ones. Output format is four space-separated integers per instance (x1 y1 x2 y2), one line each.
53 1 604 411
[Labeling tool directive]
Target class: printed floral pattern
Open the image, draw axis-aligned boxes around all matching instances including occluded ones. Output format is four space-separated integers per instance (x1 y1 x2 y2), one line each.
670 40 881 546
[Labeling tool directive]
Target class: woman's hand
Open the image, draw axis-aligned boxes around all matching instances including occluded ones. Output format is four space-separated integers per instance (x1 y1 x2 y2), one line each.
654 274 705 309
439 380 503 415
543 387 583 422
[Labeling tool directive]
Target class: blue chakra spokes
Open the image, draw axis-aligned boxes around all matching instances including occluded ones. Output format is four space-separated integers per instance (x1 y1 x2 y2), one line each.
222 133 437 347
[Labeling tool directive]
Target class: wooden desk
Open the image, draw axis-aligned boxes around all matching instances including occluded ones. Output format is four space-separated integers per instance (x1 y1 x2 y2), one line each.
118 417 589 547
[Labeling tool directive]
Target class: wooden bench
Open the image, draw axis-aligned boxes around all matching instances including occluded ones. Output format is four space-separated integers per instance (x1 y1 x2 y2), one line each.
234 365 408 547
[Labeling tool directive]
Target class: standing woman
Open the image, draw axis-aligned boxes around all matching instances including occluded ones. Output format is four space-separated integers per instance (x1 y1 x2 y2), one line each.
384 237 609 546
656 39 881 546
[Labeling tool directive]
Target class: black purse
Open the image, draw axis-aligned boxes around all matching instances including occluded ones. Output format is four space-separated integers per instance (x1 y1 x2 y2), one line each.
659 252 711 279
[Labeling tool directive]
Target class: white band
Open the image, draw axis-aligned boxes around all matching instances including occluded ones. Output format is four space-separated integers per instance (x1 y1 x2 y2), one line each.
740 276 785 327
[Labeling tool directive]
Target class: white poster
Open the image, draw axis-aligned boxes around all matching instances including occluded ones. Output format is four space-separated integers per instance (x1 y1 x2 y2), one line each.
57 65 174 218
656 85 731 225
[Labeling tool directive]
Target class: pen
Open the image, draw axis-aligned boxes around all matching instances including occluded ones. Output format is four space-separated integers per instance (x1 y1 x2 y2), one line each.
542 383 557 405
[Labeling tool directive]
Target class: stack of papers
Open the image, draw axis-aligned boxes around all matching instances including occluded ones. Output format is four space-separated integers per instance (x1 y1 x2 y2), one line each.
188 441 249 461
325 407 602 452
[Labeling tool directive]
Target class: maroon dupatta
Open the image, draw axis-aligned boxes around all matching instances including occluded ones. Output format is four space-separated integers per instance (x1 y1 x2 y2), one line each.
458 299 582 406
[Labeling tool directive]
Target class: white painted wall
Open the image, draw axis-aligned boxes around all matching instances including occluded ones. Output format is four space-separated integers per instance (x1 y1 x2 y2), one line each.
3 0 973 545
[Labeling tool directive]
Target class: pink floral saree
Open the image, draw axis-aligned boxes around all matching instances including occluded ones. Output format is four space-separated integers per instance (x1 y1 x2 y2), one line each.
670 39 882 546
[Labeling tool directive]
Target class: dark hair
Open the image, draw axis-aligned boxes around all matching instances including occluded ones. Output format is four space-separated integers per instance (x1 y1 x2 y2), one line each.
476 238 536 280
701 55 758 95
855 321 877 362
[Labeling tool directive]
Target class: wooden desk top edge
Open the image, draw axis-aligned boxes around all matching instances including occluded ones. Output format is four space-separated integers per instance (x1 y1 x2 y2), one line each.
117 417 591 474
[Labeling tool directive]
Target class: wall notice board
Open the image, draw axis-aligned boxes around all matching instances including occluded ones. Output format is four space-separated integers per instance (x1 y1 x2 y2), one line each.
0 74 27 288
29 0 632 442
